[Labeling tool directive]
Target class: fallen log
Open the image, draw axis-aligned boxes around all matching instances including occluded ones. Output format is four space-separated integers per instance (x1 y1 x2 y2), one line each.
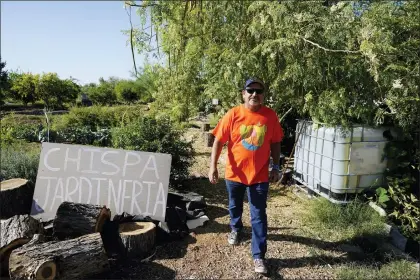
9 232 109 280
0 215 44 276
119 222 156 258
53 202 111 240
0 178 34 219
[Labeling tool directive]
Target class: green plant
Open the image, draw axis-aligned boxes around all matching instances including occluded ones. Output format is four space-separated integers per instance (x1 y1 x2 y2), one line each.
0 126 16 146
208 113 221 128
387 175 420 233
111 116 195 187
11 123 41 142
369 187 390 208
53 105 146 132
375 137 420 242
55 127 111 146
0 144 40 184
115 80 139 103
338 259 419 280
127 1 420 131
303 198 386 242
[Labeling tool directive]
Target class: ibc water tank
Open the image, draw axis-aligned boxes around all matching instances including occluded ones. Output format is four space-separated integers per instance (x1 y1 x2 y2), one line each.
293 120 394 203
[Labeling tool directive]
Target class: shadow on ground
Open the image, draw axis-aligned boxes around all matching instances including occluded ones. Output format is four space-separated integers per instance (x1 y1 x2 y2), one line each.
193 151 212 157
155 234 197 260
182 178 229 205
95 235 197 279
266 232 407 279
94 259 176 279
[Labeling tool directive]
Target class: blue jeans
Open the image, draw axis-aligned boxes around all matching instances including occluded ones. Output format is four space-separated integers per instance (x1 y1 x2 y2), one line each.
225 179 269 260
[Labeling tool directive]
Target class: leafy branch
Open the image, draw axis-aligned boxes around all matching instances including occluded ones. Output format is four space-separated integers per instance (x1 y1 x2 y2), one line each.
298 35 361 54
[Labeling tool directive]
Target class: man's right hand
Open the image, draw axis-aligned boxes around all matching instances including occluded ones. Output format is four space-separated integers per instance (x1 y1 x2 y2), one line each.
209 167 219 184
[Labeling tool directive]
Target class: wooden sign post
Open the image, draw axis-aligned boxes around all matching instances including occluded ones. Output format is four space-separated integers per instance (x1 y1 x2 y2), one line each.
30 143 172 222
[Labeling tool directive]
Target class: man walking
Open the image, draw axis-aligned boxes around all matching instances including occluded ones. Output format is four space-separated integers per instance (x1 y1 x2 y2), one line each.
208 77 284 274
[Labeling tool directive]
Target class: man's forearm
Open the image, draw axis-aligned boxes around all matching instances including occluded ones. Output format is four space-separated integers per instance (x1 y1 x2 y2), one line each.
211 138 224 168
270 142 281 167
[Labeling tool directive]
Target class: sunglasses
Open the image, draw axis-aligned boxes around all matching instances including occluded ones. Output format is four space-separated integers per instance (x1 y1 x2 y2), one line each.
245 88 264 95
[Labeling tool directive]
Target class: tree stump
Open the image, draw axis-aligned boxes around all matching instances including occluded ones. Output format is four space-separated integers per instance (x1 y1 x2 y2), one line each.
53 202 111 240
0 178 34 219
204 132 215 147
119 222 156 258
9 233 109 280
201 123 210 132
0 215 44 276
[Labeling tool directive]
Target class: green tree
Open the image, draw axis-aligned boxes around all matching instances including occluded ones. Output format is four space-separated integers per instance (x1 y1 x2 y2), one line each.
0 58 10 105
85 78 117 105
125 1 419 131
10 72 39 105
115 80 138 103
36 73 80 109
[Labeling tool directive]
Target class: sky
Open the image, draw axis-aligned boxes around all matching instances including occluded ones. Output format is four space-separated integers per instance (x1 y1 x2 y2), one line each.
1 1 158 85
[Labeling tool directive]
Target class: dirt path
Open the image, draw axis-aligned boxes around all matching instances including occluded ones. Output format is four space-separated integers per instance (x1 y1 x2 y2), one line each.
103 127 352 279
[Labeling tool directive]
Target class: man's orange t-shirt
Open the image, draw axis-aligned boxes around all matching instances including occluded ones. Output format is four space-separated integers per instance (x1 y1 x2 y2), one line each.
212 105 284 185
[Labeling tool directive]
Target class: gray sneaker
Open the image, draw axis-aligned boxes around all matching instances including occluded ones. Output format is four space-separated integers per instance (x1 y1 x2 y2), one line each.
227 230 239 245
254 259 268 274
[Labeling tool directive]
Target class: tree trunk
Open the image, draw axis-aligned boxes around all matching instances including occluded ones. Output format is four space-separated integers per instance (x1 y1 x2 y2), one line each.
53 202 111 240
0 215 44 276
9 233 109 280
119 222 156 258
0 178 34 219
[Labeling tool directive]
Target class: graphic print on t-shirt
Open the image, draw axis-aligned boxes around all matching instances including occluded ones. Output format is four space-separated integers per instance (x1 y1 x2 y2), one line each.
239 122 267 151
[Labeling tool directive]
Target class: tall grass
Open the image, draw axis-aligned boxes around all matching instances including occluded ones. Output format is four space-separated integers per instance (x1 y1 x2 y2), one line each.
0 143 40 185
303 197 387 241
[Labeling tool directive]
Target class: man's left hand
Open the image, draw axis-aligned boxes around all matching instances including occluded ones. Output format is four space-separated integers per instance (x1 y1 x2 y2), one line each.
269 169 281 183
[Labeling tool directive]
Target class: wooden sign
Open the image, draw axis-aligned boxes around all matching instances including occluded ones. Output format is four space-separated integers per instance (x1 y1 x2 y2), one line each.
31 143 172 222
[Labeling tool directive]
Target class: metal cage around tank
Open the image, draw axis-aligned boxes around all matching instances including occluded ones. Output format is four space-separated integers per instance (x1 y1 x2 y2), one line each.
292 120 396 204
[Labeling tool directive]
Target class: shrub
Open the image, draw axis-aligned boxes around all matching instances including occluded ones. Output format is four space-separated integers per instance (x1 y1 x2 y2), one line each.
111 116 194 187
208 113 221 128
115 80 139 103
0 126 16 146
368 136 420 242
53 106 115 130
1 113 47 142
55 127 111 147
1 114 45 126
53 105 146 131
11 123 41 142
0 143 40 184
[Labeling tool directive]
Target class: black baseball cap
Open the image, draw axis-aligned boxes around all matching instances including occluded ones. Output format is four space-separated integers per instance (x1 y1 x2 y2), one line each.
244 78 265 90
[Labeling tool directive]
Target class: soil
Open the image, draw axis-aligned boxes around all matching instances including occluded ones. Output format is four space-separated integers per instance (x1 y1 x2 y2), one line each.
101 127 353 279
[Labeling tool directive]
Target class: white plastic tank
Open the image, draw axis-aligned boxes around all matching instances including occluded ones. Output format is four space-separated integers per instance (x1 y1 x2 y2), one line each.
293 120 395 203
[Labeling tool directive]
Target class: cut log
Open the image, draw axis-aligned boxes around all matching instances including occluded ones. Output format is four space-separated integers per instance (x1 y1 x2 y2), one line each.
0 178 34 219
53 202 111 240
119 222 156 258
0 215 44 276
9 233 109 280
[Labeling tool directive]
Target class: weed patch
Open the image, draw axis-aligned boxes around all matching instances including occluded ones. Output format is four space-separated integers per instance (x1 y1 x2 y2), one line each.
303 198 387 242
0 143 40 184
